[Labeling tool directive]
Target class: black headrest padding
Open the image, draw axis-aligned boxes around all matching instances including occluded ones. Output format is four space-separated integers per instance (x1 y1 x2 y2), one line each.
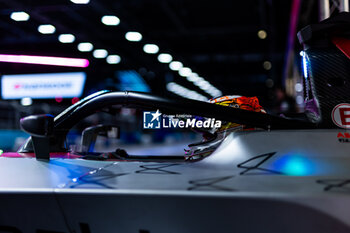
298 12 350 45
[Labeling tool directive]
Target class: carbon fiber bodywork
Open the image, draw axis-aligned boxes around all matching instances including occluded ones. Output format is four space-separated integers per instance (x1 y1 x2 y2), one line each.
305 47 350 127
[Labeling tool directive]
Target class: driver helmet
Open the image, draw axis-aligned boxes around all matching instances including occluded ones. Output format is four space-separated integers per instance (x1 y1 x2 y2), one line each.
185 95 266 160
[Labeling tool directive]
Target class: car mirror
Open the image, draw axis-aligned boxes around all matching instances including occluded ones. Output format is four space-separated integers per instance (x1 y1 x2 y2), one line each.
20 114 54 137
81 125 120 153
20 114 54 161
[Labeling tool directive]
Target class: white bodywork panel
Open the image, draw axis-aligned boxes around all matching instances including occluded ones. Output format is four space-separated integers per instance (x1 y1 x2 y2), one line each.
0 129 349 232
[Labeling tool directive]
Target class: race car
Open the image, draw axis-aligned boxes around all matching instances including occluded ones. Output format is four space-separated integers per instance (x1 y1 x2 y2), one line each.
0 12 350 233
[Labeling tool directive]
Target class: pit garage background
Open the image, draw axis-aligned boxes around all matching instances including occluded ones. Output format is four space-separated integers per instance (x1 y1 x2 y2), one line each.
0 0 344 152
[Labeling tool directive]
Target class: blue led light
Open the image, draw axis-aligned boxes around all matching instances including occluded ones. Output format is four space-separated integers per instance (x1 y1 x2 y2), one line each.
272 154 314 176
301 52 309 79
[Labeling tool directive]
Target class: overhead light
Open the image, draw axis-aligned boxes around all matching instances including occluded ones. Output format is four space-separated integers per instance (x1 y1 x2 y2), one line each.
58 34 75 43
10 12 30 21
199 81 211 90
180 70 223 98
70 0 90 4
101 15 120 26
77 42 93 52
125 31 142 42
263 61 272 70
295 83 303 92
38 24 56 34
143 44 159 54
186 73 199 82
158 53 172 63
0 54 89 67
209 89 222 97
257 30 267 39
296 95 304 105
166 82 208 101
194 77 204 85
93 49 108 58
106 55 121 64
166 82 175 91
21 97 32 106
179 67 192 77
169 61 183 71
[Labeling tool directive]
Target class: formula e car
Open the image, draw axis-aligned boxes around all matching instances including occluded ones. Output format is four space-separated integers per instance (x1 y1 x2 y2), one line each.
1 13 350 233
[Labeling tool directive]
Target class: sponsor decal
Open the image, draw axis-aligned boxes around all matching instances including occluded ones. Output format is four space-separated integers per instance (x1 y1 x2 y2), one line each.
143 110 222 129
337 132 350 143
332 103 350 129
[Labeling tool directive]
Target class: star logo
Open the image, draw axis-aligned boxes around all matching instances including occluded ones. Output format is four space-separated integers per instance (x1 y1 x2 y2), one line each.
143 109 162 129
151 109 162 122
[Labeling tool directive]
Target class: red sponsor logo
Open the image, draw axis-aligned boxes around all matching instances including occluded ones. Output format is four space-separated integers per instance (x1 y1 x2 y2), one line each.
332 103 350 129
337 132 350 143
338 132 350 138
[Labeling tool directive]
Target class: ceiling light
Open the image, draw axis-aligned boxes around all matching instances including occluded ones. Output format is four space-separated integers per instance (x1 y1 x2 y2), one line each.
195 80 207 87
125 31 142 42
186 73 199 82
166 82 208 101
198 81 211 90
93 49 108 58
158 53 172 63
211 89 222 97
263 61 272 70
10 12 30 21
143 44 159 54
295 83 303 92
101 15 120 26
296 95 304 105
179 67 192 77
169 61 183 71
70 0 90 4
38 24 56 34
77 42 93 52
194 77 204 85
21 97 32 106
257 30 267 39
58 34 75 43
106 55 121 64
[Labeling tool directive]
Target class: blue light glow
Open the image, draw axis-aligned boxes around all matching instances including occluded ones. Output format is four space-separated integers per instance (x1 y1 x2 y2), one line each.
272 154 314 176
301 52 309 79
72 178 78 182
117 70 150 92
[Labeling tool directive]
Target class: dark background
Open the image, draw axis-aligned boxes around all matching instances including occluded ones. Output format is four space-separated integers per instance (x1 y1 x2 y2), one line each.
0 0 323 129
